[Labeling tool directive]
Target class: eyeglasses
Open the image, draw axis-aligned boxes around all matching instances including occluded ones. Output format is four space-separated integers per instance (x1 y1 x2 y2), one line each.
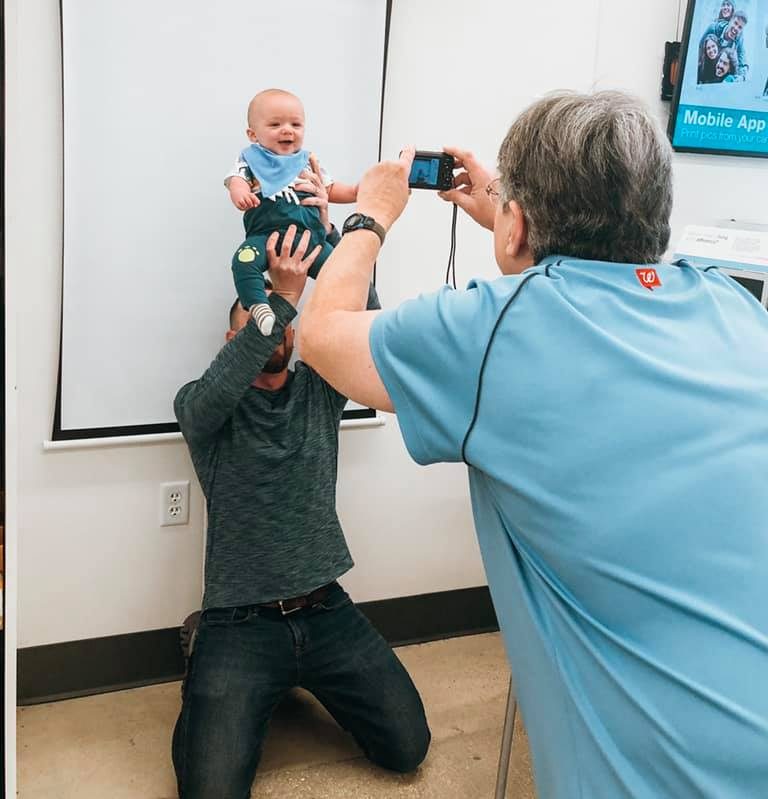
485 177 501 205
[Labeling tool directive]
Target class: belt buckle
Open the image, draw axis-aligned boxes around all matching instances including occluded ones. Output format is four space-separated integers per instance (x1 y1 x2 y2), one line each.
278 599 302 616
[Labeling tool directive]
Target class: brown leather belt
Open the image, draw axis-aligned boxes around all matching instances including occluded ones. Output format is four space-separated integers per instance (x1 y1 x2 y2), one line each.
258 582 336 615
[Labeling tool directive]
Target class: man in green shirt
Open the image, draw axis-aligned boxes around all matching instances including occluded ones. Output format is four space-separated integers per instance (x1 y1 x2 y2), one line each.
171 225 430 798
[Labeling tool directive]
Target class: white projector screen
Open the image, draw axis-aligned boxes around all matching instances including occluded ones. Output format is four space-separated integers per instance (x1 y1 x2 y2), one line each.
57 0 388 438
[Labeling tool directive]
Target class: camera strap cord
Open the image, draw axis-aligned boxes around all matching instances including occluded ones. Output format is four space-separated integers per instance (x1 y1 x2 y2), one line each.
445 203 458 289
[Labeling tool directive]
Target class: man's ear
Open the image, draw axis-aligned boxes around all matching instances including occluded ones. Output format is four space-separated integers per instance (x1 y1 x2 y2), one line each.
504 200 529 258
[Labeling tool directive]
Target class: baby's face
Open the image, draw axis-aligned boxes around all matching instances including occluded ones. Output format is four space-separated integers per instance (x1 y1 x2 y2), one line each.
247 94 305 155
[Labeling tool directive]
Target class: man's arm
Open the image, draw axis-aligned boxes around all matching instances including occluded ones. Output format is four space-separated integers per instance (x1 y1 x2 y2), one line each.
735 37 748 76
300 145 501 411
300 148 504 464
176 226 319 441
175 294 297 441
309 278 382 413
299 148 416 412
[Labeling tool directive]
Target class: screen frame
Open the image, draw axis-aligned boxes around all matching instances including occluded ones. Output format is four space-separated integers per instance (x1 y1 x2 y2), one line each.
667 0 768 160
721 267 768 304
51 0 392 441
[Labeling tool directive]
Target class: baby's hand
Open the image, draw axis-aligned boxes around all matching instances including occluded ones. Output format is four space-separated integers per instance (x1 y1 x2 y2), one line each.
229 182 261 211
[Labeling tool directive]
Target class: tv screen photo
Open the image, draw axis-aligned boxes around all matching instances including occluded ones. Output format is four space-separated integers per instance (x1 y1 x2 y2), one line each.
669 0 768 157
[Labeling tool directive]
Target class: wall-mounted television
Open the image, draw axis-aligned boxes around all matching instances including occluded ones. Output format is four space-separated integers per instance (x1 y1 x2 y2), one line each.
668 0 768 158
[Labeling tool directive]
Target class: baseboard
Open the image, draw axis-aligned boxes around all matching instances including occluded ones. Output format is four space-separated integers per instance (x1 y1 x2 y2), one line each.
360 585 499 648
17 585 498 705
18 627 186 706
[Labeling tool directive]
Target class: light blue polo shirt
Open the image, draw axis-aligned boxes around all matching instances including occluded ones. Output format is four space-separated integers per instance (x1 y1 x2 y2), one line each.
370 256 768 799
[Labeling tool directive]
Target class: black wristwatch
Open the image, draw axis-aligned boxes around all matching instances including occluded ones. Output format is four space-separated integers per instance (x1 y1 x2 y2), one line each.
342 213 386 245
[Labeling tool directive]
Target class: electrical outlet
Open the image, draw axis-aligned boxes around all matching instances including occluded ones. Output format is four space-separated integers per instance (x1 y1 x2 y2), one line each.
160 480 190 527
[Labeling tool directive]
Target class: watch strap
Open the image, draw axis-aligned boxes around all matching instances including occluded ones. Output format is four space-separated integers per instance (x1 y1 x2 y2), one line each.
342 213 386 245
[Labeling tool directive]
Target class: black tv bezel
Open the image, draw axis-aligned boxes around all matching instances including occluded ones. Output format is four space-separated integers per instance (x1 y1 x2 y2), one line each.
667 0 768 160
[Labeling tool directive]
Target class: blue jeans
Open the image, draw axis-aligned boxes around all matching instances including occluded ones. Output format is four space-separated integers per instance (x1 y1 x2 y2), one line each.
171 584 431 799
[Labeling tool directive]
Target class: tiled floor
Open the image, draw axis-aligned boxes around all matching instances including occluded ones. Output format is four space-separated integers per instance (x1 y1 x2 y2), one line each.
17 632 536 798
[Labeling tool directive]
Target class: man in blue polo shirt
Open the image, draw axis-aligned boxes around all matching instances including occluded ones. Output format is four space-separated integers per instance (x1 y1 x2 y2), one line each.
299 91 768 798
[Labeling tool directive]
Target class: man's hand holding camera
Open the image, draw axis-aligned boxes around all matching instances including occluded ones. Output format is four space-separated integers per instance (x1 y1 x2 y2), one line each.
438 146 496 231
355 145 416 234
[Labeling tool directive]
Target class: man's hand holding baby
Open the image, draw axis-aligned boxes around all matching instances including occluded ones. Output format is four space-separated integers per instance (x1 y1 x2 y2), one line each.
265 224 320 309
294 155 332 233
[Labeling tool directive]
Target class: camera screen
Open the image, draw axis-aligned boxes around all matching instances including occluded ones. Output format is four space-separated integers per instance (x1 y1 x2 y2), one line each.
409 157 440 185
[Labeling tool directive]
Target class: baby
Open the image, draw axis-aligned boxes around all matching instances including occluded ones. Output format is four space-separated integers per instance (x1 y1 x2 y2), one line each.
225 89 357 334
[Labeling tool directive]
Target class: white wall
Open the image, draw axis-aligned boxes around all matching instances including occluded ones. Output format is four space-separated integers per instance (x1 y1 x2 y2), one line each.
7 0 208 648
7 0 768 663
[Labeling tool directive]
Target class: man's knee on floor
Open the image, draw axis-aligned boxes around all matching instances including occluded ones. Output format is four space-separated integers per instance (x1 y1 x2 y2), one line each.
370 726 431 773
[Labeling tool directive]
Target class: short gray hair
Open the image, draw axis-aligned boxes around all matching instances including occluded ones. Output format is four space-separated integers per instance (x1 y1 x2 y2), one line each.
497 91 672 265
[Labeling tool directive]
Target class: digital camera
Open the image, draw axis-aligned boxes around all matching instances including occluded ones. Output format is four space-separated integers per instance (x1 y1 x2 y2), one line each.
408 150 455 191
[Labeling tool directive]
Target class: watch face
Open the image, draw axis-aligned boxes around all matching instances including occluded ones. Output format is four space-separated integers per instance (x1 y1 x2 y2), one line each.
343 213 363 232
342 212 384 244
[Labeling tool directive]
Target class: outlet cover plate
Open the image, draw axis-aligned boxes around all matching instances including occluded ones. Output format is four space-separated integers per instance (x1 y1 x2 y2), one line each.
160 480 190 527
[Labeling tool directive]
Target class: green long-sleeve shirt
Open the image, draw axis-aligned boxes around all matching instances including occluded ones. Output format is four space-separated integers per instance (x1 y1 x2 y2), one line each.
175 288 378 609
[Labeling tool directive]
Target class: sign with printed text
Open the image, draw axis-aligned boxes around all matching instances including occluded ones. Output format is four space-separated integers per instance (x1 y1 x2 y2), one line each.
673 225 768 272
670 0 768 158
